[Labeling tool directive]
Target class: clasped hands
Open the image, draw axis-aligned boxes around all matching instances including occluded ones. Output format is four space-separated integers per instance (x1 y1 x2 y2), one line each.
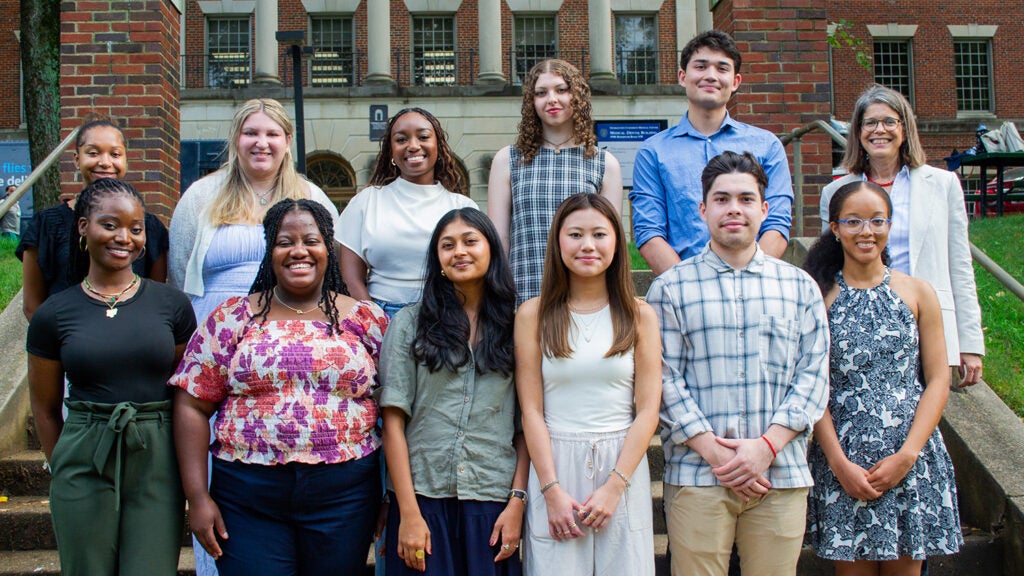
706 436 776 501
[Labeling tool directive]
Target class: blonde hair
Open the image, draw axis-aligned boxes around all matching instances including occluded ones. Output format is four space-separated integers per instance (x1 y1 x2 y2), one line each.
208 98 309 225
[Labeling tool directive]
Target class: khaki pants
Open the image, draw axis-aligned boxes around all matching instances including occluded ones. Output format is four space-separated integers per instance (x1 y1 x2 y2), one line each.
664 484 808 576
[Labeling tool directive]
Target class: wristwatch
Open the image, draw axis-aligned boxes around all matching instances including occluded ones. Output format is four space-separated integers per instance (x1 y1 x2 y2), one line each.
508 488 528 503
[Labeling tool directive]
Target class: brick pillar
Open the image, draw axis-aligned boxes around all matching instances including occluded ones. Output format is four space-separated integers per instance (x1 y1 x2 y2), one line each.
59 1 182 223
713 0 831 237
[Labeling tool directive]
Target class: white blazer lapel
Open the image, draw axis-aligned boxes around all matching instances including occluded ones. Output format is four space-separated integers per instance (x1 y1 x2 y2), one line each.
907 167 937 276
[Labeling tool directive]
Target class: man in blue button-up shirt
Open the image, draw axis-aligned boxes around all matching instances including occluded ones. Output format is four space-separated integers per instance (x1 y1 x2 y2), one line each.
630 31 793 276
647 151 828 576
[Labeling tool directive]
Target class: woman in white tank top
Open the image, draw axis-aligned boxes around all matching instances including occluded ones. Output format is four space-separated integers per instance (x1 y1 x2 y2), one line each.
515 194 662 575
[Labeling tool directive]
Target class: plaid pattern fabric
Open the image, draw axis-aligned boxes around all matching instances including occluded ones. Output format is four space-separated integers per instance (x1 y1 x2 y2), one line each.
647 246 830 488
509 146 605 305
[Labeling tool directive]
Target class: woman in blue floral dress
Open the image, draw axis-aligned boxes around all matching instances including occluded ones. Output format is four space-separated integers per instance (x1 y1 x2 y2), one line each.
803 180 962 576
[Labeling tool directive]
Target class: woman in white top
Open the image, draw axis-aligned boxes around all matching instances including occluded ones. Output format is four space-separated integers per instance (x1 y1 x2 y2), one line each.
340 107 477 317
515 193 661 575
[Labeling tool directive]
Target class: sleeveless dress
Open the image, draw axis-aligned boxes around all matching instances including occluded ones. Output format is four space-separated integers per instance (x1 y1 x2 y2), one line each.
806 269 962 561
509 146 605 305
524 306 654 576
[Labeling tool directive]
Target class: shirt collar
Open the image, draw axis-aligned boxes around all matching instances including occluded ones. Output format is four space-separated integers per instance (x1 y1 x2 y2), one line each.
698 243 766 274
671 110 738 139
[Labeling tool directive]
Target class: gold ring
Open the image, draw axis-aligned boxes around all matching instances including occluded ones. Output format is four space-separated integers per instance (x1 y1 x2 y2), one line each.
568 522 577 529
415 550 425 560
502 544 510 550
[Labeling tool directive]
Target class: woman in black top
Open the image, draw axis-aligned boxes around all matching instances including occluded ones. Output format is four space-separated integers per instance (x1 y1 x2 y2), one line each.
17 117 169 320
27 178 196 576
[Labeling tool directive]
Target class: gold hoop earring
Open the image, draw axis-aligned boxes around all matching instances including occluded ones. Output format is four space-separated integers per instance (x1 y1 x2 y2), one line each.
390 158 396 167
137 245 147 260
79 236 87 252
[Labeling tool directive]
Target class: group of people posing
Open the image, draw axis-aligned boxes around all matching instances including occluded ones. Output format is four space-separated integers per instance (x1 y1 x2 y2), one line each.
19 29 981 576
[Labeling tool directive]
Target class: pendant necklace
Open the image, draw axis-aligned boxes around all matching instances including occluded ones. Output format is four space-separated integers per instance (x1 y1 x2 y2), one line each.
274 287 322 315
543 136 574 155
569 301 607 343
254 189 273 206
83 274 140 318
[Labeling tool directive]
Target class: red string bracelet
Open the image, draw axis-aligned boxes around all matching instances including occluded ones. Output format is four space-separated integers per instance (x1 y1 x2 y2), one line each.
761 435 777 459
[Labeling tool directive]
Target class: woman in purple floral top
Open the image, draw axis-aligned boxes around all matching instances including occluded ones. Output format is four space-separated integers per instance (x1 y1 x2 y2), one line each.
171 199 389 576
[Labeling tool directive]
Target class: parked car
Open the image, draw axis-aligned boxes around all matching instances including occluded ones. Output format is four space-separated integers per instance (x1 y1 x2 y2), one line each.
971 166 1024 217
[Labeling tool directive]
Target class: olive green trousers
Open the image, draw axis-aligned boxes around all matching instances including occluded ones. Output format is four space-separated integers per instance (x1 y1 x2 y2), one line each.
49 400 184 576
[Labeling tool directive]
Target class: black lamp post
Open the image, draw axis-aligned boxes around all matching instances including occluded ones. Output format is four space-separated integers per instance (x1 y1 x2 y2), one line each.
275 30 314 174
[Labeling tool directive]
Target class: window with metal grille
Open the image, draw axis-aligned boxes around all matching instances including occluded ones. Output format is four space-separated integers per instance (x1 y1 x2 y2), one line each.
310 16 355 87
207 17 251 88
873 40 913 103
615 14 657 85
412 16 456 86
513 15 557 85
954 40 993 112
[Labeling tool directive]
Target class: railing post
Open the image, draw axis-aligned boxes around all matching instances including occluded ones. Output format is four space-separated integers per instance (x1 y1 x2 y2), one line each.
792 137 804 238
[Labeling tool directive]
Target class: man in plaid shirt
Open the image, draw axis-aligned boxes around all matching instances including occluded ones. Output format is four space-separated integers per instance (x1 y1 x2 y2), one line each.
646 151 829 576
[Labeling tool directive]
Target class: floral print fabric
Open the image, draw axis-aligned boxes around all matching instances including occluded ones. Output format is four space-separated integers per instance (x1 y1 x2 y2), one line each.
171 296 388 465
806 270 962 561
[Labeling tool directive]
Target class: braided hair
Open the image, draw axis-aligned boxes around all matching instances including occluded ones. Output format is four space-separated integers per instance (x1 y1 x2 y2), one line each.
69 177 146 284
249 198 348 334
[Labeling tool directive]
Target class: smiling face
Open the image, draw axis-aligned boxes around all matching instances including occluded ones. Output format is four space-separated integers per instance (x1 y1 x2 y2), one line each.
271 209 328 296
859 102 905 165
679 47 742 112
237 111 292 181
78 193 145 274
74 126 128 185
700 171 767 255
532 72 574 129
558 207 616 279
438 217 491 289
390 111 439 186
830 187 892 266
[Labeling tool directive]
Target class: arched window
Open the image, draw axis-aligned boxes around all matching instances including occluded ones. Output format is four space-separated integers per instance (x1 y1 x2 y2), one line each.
306 152 356 210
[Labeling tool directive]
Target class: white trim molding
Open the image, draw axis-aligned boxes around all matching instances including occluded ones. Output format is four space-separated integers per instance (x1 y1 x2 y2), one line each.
505 0 563 11
866 24 918 39
404 0 463 11
611 0 665 9
302 0 361 13
947 24 998 38
197 1 256 14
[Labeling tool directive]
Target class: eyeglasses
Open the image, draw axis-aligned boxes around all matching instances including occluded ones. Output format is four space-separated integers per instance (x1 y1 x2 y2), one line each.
862 117 901 131
837 217 892 232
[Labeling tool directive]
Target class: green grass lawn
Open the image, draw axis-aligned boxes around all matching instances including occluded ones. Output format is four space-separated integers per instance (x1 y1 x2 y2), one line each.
0 235 22 312
969 214 1024 417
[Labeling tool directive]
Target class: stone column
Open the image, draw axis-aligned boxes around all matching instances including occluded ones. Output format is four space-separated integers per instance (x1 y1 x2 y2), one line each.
59 0 182 221
588 0 617 84
253 0 280 85
365 0 394 84
477 0 505 85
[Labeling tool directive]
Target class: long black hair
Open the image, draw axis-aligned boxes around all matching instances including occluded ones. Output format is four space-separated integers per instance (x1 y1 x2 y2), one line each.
804 180 892 294
249 199 348 334
413 207 516 375
69 177 146 284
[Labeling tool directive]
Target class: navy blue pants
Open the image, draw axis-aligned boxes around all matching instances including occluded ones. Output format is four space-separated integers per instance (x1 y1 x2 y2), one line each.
211 452 381 576
385 493 522 576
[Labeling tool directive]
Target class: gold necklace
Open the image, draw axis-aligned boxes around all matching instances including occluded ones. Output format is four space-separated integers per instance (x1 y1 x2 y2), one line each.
83 274 139 318
274 287 322 315
543 136 575 154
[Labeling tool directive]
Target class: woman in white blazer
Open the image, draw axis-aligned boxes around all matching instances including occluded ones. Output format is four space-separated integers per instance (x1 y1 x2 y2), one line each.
821 84 984 386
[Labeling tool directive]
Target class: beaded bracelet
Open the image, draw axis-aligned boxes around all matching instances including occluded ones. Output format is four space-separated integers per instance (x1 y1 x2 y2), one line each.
540 480 560 494
610 468 631 488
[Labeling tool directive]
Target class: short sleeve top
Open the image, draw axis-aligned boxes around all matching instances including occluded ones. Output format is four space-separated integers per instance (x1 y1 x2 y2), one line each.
338 178 478 304
26 279 196 404
379 304 518 502
170 296 389 465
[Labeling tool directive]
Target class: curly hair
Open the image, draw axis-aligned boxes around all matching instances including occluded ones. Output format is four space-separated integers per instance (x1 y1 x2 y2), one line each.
803 180 892 295
538 194 638 359
208 98 312 225
367 107 466 195
69 178 146 284
249 199 349 335
413 208 516 375
515 59 598 166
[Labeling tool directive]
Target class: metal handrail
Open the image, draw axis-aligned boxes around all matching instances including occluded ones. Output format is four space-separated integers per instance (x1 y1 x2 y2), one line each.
0 127 80 220
970 243 1024 302
780 120 848 238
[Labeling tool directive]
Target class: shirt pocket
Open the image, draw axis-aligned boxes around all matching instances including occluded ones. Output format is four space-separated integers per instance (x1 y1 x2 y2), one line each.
758 315 800 379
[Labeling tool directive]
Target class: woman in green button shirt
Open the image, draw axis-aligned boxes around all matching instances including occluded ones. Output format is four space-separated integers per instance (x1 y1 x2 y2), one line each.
380 207 527 575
